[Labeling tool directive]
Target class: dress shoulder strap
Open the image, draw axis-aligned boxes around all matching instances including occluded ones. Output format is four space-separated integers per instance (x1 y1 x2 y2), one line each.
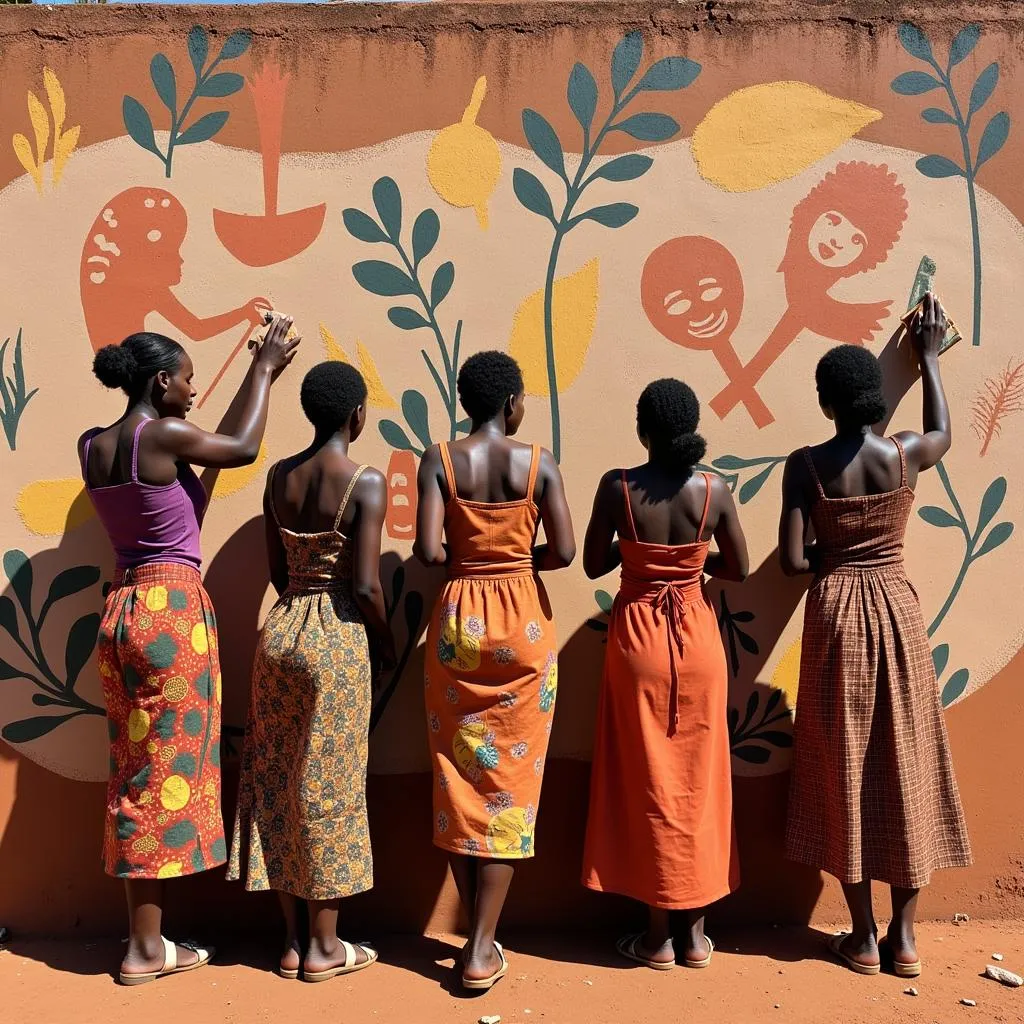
80 428 101 486
438 442 457 502
697 472 713 539
334 465 368 532
890 436 908 488
619 470 638 541
266 462 283 527
130 419 153 483
802 447 825 500
526 443 541 504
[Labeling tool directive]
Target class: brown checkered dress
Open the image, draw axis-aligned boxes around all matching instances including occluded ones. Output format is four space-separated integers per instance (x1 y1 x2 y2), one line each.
785 439 972 888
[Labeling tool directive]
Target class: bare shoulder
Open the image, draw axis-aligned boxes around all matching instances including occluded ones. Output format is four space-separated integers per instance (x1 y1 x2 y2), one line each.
353 464 386 496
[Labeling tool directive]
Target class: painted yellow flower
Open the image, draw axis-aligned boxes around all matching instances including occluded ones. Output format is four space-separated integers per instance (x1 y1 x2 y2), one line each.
145 586 168 612
770 638 801 710
157 861 183 879
127 709 150 743
160 775 191 811
191 622 209 655
486 806 534 857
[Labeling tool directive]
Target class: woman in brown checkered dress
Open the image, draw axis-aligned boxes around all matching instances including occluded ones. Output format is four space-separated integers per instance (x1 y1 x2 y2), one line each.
779 295 971 978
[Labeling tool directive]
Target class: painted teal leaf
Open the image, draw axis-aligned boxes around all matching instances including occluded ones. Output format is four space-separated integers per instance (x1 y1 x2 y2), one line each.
975 111 1010 171
712 454 768 471
567 63 598 132
1 714 77 743
455 417 472 434
976 477 1006 534
388 307 430 331
4 550 32 620
342 208 388 244
595 589 614 614
948 23 981 68
379 419 417 452
974 521 1013 559
32 694 65 706
218 30 252 61
430 261 455 309
891 71 943 95
635 57 701 92
122 97 161 157
738 630 759 655
732 744 770 765
522 109 566 180
513 167 555 222
589 154 653 182
352 260 417 297
199 73 244 98
176 110 229 146
610 112 680 142
969 63 999 117
65 613 100 687
611 32 643 98
150 54 177 116
570 203 638 229
372 177 402 241
916 155 964 178
921 107 956 124
162 820 197 848
941 667 970 706
732 610 755 623
754 730 792 748
0 657 23 680
44 565 100 613
402 390 432 449
932 643 950 678
0 596 20 640
898 22 934 62
738 464 776 504
187 25 209 77
918 505 961 528
412 209 440 267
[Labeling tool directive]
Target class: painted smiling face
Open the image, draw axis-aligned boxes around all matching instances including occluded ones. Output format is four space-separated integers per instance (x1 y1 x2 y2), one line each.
807 209 866 269
641 236 744 352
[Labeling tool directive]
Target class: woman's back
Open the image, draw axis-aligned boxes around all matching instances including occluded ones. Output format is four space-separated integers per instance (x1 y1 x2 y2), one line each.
620 465 715 547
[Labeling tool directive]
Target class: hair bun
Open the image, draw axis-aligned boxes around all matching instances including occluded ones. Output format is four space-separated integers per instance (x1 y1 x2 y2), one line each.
93 344 138 390
669 432 707 470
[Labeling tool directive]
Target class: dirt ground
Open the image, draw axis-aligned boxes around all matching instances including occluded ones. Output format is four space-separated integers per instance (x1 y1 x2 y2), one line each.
3 921 1023 1024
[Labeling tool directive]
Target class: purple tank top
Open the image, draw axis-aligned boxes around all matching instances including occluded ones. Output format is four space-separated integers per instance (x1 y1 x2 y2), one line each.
81 419 206 572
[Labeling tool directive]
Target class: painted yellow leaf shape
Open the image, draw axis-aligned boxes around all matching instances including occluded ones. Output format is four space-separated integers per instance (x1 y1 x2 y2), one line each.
427 76 502 230
319 322 397 409
43 68 65 131
27 90 50 165
16 479 95 536
770 637 801 710
210 443 267 501
53 124 80 185
509 258 599 396
691 81 882 193
12 133 42 193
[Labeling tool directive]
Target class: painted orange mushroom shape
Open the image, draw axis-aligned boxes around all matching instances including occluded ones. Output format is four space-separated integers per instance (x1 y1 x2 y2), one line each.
80 187 270 353
641 236 772 426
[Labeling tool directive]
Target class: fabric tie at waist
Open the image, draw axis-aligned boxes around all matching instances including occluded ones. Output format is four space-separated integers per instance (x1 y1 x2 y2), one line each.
286 577 348 595
112 562 202 588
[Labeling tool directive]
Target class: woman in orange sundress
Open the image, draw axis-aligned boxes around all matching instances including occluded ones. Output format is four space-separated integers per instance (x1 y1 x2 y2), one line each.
780 295 971 978
416 351 576 991
581 379 748 971
79 317 300 985
228 361 395 982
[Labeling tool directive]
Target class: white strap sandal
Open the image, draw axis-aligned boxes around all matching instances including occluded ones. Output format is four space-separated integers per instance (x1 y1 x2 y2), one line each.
118 936 214 986
303 940 378 983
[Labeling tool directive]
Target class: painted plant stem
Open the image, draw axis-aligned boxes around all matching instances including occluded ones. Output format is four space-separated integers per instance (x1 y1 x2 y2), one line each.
920 461 1013 637
0 329 38 452
893 22 1011 347
514 32 701 460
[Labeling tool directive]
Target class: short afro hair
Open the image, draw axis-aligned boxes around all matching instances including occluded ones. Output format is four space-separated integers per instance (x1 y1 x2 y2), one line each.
815 345 886 427
457 350 524 423
300 361 367 433
637 378 707 471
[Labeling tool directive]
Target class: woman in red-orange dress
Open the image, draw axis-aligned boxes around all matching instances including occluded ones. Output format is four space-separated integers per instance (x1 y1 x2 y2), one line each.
582 379 748 970
416 351 575 990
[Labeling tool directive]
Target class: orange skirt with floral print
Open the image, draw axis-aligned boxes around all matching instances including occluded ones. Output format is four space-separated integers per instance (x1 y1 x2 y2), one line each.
424 573 557 859
97 564 224 879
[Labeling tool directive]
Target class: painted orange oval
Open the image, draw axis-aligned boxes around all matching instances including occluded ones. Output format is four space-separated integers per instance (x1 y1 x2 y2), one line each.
386 450 417 541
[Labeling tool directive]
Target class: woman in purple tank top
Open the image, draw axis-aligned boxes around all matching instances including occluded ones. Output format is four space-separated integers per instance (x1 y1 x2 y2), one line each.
79 318 300 985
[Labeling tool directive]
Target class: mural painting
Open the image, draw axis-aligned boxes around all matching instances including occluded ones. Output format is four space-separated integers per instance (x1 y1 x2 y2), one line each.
0 17 1021 803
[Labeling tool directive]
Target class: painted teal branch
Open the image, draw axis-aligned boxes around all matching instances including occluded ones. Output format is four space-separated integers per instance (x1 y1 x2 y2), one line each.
0 329 39 452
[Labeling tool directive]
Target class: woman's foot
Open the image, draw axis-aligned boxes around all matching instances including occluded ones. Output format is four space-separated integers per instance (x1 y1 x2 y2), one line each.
279 936 302 978
882 928 921 974
303 936 372 976
638 932 676 966
829 931 881 973
462 939 504 982
120 937 201 977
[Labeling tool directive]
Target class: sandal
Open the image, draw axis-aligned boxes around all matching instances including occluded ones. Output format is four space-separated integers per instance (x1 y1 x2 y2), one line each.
879 937 922 978
827 933 881 976
462 941 509 991
303 941 378 983
118 936 213 986
616 933 675 971
684 935 715 969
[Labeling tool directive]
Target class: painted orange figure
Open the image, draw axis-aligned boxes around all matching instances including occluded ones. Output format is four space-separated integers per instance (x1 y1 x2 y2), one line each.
641 236 771 426
710 162 908 427
80 187 270 352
